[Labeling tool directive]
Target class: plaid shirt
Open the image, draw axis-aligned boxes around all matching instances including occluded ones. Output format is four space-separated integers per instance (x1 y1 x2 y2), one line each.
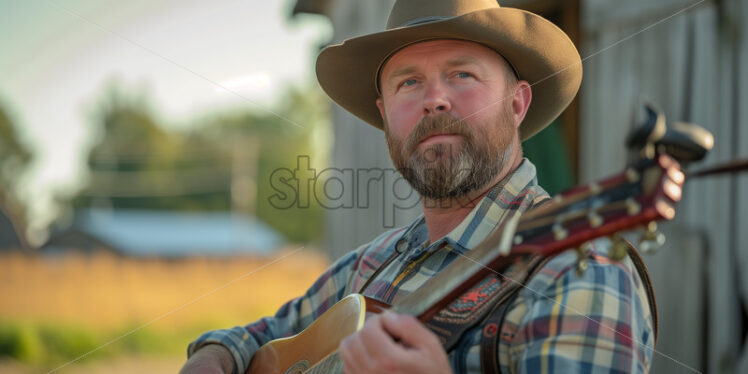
188 159 655 373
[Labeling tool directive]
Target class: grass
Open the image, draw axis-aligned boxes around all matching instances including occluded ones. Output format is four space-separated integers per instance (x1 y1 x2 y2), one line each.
0 249 330 370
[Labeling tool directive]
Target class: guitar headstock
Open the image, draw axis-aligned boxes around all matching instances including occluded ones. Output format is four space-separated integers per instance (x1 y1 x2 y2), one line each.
501 102 713 270
509 154 684 263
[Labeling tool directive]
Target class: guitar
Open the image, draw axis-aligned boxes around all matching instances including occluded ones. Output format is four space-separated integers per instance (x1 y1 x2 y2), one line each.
246 153 686 374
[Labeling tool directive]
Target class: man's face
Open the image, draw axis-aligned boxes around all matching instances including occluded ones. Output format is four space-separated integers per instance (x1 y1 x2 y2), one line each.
377 40 523 200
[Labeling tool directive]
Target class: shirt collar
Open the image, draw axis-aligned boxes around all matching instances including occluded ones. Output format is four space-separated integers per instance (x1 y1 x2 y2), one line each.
398 158 544 256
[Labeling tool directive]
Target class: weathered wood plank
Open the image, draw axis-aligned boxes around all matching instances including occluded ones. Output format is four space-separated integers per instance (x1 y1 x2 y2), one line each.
324 0 421 260
732 0 748 370
641 225 706 373
578 1 745 372
582 0 712 32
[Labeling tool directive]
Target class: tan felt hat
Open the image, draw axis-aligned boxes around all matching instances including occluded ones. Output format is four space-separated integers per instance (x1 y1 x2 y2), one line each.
316 0 583 141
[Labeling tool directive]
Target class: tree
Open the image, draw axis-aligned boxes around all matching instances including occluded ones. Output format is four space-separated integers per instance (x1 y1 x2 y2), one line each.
0 103 33 246
196 84 331 243
60 82 331 244
0 105 32 197
68 86 233 212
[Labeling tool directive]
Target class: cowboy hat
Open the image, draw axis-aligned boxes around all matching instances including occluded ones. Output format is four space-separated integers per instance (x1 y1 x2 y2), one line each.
316 0 582 141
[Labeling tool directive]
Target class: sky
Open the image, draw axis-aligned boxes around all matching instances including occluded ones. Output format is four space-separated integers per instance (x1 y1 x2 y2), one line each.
0 0 331 243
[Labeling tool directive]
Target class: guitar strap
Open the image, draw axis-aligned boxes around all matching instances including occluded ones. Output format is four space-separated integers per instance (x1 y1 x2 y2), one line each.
479 254 551 374
477 239 659 373
622 238 660 342
423 253 548 352
422 197 556 352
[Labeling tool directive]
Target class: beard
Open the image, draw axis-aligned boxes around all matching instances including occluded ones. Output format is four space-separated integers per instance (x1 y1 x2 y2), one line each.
384 103 515 201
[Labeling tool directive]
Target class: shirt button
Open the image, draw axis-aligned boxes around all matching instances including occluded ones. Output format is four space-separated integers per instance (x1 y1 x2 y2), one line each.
395 239 408 253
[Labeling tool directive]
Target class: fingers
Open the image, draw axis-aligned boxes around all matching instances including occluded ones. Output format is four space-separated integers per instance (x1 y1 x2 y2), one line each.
380 311 443 351
340 313 401 373
380 312 451 374
340 332 373 373
338 312 451 374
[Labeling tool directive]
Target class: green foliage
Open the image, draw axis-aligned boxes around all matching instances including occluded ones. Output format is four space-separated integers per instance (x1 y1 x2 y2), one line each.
37 324 101 363
113 325 187 356
0 322 113 365
197 85 331 243
0 323 44 363
70 87 232 212
0 320 217 367
0 105 33 206
61 82 331 243
0 106 32 190
0 104 33 240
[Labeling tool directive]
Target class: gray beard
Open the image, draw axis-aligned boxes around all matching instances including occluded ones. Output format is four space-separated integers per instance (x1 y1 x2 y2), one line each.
386 106 515 201
400 139 513 200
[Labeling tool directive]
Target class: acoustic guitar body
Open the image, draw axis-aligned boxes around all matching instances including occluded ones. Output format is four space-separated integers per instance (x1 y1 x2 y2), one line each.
246 294 366 374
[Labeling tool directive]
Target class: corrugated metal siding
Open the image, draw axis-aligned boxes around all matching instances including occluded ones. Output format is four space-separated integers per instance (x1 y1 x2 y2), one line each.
735 0 748 371
580 0 747 372
322 0 421 261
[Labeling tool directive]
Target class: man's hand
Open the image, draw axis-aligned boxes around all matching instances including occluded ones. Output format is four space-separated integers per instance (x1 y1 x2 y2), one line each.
339 311 451 374
179 344 234 374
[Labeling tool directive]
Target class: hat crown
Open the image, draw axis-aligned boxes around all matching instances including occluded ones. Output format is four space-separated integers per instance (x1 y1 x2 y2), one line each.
386 0 501 29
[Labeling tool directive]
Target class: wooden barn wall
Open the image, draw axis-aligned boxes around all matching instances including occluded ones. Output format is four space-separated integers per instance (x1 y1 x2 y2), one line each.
321 0 421 261
579 0 748 372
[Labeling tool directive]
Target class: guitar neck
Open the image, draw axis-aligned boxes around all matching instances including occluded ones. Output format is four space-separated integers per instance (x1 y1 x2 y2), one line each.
393 154 682 321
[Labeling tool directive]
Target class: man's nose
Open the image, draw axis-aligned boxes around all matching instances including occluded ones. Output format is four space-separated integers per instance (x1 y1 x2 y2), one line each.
422 81 451 115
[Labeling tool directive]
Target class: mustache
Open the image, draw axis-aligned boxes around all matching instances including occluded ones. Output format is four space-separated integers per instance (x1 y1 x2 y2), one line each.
404 114 472 153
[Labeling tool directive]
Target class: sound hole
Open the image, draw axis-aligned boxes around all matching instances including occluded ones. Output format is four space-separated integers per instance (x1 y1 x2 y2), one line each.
285 359 311 374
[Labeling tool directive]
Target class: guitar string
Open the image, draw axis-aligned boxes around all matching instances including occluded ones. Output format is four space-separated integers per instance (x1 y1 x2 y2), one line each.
45 246 307 374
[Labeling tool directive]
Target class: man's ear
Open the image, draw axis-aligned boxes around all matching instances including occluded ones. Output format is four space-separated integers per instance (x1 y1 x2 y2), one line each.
376 97 385 120
511 81 532 129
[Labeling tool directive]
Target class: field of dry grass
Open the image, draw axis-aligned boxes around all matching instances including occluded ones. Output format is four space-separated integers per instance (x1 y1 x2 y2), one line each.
0 248 330 371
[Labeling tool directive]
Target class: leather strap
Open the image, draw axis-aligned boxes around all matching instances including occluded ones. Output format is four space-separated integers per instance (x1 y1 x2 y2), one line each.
478 255 553 374
424 254 546 352
357 245 402 295
623 239 659 342
479 290 520 374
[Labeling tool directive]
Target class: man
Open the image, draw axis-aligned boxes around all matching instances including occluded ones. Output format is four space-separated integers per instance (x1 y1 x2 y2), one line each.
182 0 656 373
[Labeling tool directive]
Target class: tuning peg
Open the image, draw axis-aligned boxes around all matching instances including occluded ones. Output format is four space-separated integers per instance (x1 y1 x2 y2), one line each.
553 223 568 241
626 101 667 161
609 233 629 261
639 222 666 253
575 242 592 276
588 211 603 228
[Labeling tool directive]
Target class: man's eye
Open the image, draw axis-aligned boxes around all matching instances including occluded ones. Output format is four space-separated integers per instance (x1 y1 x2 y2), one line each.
402 79 417 87
456 72 472 78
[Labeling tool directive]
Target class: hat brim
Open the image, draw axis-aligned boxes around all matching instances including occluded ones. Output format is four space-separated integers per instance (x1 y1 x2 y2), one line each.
316 7 582 141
